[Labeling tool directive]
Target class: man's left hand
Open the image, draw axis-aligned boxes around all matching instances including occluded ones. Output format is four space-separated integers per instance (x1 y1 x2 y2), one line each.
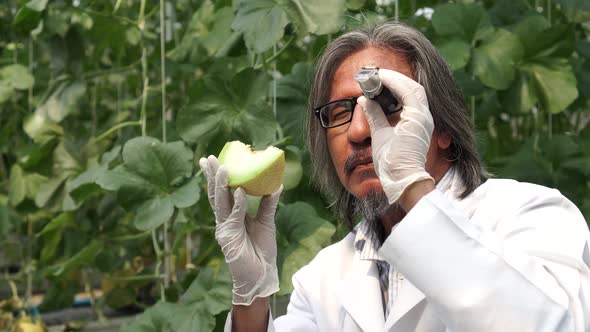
357 69 435 207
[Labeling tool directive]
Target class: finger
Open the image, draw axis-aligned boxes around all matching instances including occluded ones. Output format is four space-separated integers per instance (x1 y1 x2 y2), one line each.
256 185 283 221
214 166 232 222
226 187 248 225
378 69 429 109
357 96 391 135
199 157 215 207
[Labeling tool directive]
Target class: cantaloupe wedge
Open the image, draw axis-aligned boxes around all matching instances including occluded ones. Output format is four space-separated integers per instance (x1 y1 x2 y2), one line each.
218 141 285 196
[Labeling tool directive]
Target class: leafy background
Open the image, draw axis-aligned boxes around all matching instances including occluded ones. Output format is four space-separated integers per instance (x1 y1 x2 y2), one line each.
1 0 589 331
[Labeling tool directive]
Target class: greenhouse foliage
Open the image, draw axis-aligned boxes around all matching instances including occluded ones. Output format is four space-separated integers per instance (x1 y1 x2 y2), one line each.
1 0 589 331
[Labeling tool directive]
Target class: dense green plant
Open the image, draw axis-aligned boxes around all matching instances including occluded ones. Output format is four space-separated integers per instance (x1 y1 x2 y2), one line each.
0 0 588 331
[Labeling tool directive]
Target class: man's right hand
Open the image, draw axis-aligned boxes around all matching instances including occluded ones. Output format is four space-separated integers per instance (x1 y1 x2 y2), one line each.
199 156 282 306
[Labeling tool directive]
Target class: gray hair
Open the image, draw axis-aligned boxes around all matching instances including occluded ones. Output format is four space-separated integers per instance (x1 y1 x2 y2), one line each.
306 21 488 230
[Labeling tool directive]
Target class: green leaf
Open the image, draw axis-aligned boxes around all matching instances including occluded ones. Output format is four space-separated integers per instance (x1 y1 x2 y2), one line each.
521 59 578 113
123 137 193 188
52 240 104 276
9 165 26 206
37 211 75 237
168 266 232 332
432 3 494 43
13 0 48 31
39 281 77 312
276 62 311 146
122 301 175 332
436 39 471 71
498 72 537 113
35 173 68 208
346 0 366 10
453 70 486 96
282 146 303 190
105 287 136 309
275 202 335 295
177 68 277 146
170 176 200 209
512 16 575 59
232 0 289 53
134 196 174 231
557 0 590 23
23 113 64 144
36 81 87 122
472 29 523 90
96 138 196 230
0 64 34 90
279 0 345 35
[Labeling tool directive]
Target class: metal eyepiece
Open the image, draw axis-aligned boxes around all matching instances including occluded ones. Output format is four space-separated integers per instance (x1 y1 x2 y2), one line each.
353 66 383 99
354 66 400 115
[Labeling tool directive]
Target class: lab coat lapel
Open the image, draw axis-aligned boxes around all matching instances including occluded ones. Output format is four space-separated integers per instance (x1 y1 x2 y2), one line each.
385 276 426 331
337 258 385 331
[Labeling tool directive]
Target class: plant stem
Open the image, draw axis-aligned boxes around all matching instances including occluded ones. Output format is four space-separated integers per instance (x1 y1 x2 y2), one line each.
160 0 167 143
151 230 165 301
25 217 33 310
253 36 295 70
91 81 98 137
82 269 105 323
139 0 148 137
93 121 142 143
28 38 33 113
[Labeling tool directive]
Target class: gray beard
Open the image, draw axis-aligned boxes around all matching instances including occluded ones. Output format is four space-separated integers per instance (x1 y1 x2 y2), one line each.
352 190 397 245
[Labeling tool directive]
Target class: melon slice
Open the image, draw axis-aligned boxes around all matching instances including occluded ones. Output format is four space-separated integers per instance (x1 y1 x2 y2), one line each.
218 141 285 196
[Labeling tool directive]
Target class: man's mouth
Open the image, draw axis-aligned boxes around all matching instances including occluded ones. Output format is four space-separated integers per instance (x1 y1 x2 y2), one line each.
344 154 374 175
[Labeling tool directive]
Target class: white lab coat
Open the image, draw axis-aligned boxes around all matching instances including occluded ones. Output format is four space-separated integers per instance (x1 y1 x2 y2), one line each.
225 175 590 331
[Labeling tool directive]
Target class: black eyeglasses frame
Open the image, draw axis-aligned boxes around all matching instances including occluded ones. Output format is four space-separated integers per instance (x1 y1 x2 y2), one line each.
313 97 359 129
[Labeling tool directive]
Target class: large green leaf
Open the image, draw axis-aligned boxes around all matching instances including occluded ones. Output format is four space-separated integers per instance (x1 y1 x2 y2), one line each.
472 29 523 90
276 62 311 146
122 301 176 332
279 0 345 35
521 59 578 113
498 72 537 113
275 202 335 295
512 16 575 59
436 39 471 71
96 137 198 230
168 266 232 332
232 0 290 53
177 68 278 147
431 3 494 44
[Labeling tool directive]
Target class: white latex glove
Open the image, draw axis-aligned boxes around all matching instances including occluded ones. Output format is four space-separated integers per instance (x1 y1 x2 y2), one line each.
199 156 282 305
357 69 435 204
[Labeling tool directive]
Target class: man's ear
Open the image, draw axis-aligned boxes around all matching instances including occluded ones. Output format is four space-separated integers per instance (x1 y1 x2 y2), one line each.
436 131 452 150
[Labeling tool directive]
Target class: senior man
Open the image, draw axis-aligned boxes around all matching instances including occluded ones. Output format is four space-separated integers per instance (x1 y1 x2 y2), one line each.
199 22 590 332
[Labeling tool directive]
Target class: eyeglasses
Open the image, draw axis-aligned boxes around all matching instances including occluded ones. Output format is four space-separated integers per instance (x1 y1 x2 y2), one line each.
314 97 359 129
314 96 402 129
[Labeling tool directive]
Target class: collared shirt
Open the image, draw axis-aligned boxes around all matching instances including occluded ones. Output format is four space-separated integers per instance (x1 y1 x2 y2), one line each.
352 167 457 318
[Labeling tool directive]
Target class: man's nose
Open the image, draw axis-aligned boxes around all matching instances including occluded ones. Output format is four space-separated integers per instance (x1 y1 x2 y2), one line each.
347 103 372 143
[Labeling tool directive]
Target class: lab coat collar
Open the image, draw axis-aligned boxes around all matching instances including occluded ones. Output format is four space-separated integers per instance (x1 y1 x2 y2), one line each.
337 256 385 331
385 277 426 331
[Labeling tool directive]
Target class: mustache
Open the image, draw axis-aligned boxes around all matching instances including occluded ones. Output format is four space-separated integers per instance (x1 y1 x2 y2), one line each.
344 149 373 176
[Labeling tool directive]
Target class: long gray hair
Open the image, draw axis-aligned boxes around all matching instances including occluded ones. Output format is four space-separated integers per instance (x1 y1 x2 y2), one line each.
306 22 488 230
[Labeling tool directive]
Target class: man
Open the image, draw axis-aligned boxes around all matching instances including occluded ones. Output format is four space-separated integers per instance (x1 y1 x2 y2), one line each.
199 22 590 331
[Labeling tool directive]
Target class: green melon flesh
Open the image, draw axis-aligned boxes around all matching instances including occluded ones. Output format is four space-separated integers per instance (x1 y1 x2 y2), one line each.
218 141 285 196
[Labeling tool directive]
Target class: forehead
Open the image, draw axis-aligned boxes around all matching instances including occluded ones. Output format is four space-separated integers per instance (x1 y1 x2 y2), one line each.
330 47 413 99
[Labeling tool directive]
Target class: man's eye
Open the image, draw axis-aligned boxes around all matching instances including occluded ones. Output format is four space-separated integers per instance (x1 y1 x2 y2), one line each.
330 107 351 121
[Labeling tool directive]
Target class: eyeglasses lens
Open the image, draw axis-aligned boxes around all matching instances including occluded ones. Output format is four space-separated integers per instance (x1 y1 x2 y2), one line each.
320 100 354 128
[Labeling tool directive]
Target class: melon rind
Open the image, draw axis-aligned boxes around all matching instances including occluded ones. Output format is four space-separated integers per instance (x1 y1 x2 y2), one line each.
218 141 285 196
